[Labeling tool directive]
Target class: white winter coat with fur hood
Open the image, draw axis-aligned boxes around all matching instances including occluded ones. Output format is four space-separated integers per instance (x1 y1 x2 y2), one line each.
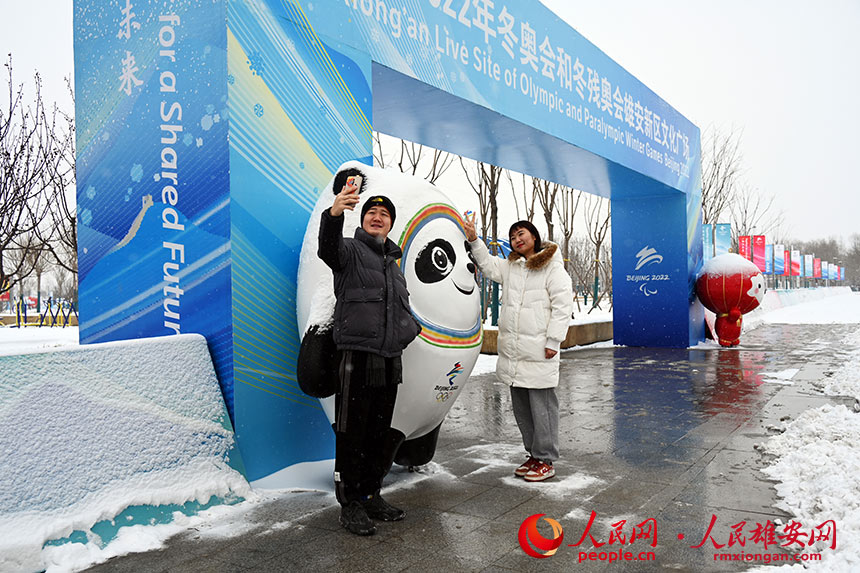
469 239 573 388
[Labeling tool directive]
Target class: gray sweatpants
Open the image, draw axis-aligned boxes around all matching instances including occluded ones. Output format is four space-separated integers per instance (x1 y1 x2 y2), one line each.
510 386 559 463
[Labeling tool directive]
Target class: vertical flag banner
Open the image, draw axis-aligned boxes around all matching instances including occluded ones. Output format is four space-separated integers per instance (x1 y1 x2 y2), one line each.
814 258 822 278
765 244 773 274
715 224 732 255
702 223 714 261
784 249 791 276
804 254 814 278
738 236 752 261
774 244 785 275
752 235 766 272
791 250 801 276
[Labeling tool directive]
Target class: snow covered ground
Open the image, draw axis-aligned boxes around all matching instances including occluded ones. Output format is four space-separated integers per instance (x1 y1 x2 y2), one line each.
746 294 860 573
1 292 859 572
0 325 79 356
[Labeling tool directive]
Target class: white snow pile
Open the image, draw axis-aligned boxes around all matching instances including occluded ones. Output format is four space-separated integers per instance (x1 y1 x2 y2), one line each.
0 325 79 356
811 328 860 400
0 334 251 573
753 404 860 571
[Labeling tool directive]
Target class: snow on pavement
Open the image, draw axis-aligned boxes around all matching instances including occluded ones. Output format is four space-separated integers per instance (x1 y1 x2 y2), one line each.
747 292 860 572
3 293 860 571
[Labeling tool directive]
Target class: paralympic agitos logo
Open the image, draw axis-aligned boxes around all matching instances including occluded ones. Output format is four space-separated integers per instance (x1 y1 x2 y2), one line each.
518 514 565 558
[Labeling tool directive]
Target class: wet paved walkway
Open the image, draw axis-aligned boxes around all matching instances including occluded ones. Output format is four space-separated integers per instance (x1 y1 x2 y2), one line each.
86 323 857 572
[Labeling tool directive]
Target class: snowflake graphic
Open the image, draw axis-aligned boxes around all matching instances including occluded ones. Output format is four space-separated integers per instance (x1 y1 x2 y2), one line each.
254 103 264 118
227 74 235 85
247 51 264 77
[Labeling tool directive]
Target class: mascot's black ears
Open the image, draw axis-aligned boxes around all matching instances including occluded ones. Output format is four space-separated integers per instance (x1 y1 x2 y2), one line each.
332 167 367 196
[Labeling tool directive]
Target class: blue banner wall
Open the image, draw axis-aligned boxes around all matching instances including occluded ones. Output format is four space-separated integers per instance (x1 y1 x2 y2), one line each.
612 192 700 348
226 1 372 478
286 0 697 197
75 0 702 481
74 2 233 405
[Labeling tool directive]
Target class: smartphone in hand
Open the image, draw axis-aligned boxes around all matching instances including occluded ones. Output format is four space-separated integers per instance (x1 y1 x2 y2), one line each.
345 175 363 194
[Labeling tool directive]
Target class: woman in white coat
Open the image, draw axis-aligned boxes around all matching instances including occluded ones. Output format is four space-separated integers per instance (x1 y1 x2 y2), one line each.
464 218 573 482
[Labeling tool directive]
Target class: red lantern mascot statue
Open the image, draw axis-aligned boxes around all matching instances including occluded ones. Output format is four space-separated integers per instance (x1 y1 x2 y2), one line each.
696 253 766 347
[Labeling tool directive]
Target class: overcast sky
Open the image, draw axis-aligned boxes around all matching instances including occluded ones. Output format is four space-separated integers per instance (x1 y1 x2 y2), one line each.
2 1 858 243
539 0 860 243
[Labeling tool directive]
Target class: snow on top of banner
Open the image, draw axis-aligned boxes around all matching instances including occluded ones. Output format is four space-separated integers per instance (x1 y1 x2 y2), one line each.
699 252 760 278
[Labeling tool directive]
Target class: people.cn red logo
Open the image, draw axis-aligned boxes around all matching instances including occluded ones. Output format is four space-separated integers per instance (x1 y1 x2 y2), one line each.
518 514 565 558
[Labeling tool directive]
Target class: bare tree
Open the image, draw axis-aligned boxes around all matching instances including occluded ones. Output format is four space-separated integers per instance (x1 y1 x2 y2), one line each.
701 126 743 225
373 131 454 185
729 184 783 249
554 185 582 275
53 263 78 303
372 131 387 168
40 77 77 276
506 171 536 222
1 56 56 297
846 234 860 287
566 236 593 312
461 158 503 319
397 139 423 176
425 147 455 185
793 237 842 267
23 232 50 308
533 178 559 242
583 194 611 311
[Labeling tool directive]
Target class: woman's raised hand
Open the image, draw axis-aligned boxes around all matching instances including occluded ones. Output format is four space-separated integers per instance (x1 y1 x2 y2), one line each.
463 212 478 242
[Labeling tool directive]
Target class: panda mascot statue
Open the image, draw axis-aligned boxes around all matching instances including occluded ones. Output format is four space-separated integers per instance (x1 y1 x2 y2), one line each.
296 162 483 468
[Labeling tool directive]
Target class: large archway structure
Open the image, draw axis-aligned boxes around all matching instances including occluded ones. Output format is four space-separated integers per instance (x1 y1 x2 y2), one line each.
74 0 704 481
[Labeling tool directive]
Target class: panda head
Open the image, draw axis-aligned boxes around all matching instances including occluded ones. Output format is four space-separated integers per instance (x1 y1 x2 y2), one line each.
399 205 480 331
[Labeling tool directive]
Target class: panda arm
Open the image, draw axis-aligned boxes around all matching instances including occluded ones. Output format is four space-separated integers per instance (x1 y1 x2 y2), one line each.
318 208 349 271
468 238 505 284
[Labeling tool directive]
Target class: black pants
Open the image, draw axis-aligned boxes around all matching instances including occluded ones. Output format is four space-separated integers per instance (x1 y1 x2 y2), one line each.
334 351 400 504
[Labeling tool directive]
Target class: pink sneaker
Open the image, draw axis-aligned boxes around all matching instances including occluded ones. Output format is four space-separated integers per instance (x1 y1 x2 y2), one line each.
514 456 539 477
523 461 555 482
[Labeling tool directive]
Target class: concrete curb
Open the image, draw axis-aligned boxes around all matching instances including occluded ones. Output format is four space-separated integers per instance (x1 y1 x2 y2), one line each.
480 320 613 354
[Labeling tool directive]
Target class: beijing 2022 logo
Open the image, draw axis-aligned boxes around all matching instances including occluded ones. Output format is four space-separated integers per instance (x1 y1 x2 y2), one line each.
518 514 565 558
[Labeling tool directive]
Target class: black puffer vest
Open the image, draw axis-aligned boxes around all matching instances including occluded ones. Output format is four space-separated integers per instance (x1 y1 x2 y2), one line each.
318 208 422 357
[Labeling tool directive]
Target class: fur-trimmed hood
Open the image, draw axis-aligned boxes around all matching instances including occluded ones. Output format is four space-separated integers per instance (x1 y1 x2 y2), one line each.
508 241 560 270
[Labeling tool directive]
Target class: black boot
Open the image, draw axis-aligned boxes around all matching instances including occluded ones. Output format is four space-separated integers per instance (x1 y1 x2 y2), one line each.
339 501 376 536
361 492 406 522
